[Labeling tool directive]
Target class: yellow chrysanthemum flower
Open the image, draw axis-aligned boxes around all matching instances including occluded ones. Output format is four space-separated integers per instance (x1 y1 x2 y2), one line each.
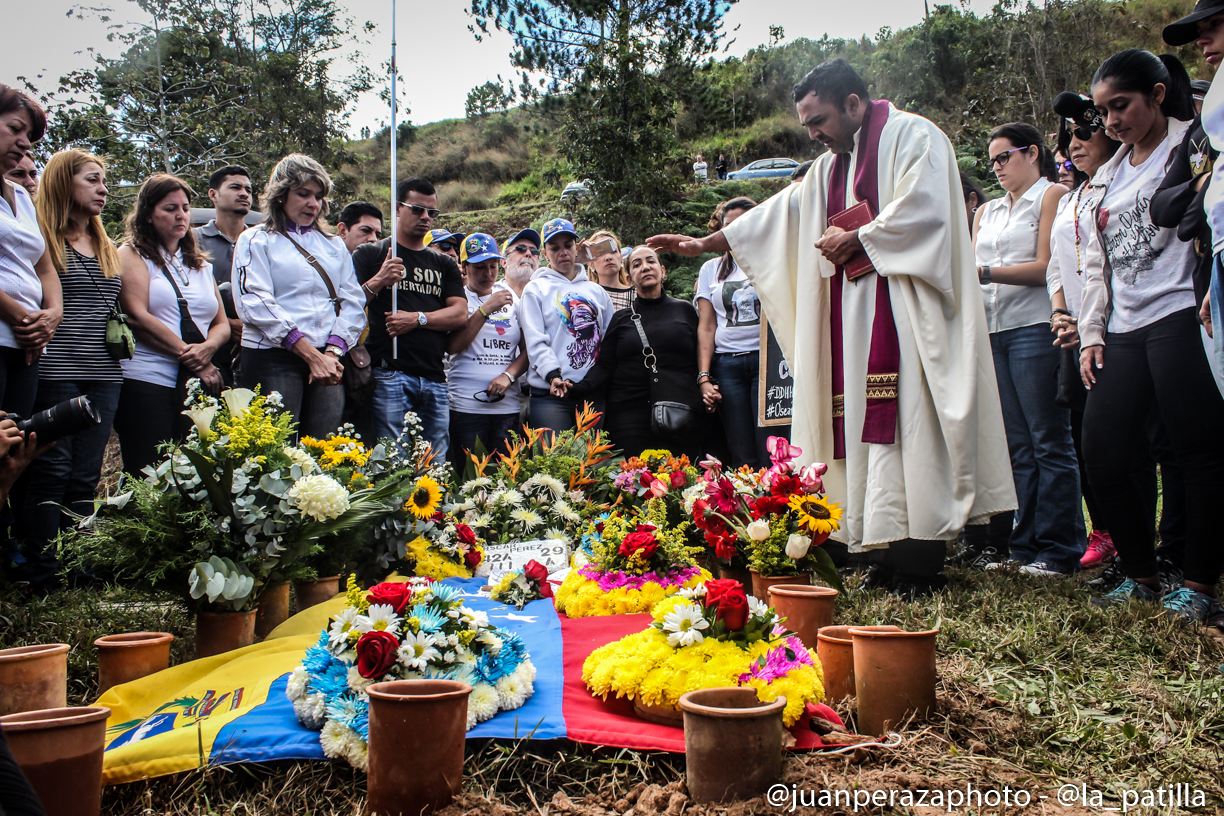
554 569 713 617
404 476 442 520
788 494 843 536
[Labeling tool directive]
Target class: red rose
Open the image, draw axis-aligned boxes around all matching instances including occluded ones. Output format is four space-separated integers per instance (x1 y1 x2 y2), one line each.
523 559 554 598
455 523 477 546
355 630 400 679
639 471 655 488
703 578 749 631
366 582 414 614
670 471 687 489
595 521 605 534
464 548 483 569
770 475 801 497
635 523 657 533
707 533 737 562
619 531 658 561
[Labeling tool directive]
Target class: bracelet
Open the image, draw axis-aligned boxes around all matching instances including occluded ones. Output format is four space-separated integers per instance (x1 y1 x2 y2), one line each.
978 265 992 285
477 306 490 320
697 370 711 382
362 283 375 296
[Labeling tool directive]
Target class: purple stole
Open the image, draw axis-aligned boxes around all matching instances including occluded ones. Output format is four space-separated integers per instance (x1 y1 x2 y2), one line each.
826 99 901 460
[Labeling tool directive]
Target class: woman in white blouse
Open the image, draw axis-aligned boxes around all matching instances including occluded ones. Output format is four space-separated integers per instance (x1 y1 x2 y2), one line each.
0 85 62 417
969 123 1085 577
233 154 364 438
115 174 229 474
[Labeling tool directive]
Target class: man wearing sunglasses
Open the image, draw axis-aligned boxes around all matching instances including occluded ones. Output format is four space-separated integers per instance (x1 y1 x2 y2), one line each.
352 177 467 455
501 227 541 299
425 228 465 264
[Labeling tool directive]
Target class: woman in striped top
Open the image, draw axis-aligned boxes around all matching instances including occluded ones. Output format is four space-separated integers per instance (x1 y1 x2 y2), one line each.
22 149 123 591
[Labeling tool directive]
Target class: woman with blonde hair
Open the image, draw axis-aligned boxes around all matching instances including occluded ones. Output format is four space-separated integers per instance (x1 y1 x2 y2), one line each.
21 149 125 590
233 153 364 437
585 229 634 311
114 173 229 473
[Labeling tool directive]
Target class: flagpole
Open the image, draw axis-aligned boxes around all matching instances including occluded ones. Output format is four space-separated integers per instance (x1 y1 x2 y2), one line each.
390 0 399 360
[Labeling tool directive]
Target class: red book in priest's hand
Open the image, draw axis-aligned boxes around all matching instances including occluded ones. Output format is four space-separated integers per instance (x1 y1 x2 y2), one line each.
826 200 876 281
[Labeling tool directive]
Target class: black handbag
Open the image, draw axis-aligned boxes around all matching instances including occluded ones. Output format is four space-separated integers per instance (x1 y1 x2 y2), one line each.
158 261 221 397
1054 345 1086 411
628 305 701 440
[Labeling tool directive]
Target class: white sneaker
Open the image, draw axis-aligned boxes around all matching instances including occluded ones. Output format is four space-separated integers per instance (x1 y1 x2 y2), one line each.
984 558 1023 571
1019 561 1068 578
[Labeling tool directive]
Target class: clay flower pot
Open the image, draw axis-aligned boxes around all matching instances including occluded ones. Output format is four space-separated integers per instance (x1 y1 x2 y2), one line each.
255 582 291 640
849 626 939 736
678 687 787 804
767 585 839 649
816 625 901 704
366 679 472 816
1 705 110 816
749 570 810 601
632 698 683 726
294 576 341 611
0 644 70 716
195 609 257 659
717 564 753 599
94 632 174 696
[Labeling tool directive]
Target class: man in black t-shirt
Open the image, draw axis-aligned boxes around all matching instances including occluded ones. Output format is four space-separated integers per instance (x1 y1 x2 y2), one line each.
352 177 466 455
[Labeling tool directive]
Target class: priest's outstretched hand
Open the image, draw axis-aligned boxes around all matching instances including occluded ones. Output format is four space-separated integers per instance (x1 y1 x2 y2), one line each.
646 232 730 257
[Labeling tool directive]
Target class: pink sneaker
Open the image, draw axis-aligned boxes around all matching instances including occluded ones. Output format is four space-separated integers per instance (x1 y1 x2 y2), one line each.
1080 530 1116 569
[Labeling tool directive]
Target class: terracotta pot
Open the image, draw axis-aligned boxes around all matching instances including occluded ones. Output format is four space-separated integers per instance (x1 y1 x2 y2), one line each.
366 679 471 816
294 576 341 611
816 625 901 704
632 697 683 726
195 609 257 659
749 570 810 601
717 564 753 599
1 705 110 816
678 687 787 804
767 585 839 649
255 582 291 640
849 626 939 736
0 644 70 716
94 632 174 696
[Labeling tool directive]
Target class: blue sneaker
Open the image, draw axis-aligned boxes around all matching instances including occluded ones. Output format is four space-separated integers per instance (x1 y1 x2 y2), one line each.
1090 580 1161 610
1161 587 1223 626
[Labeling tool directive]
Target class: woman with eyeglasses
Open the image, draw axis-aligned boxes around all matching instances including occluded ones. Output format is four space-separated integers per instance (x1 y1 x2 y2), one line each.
446 233 527 472
1078 49 1224 624
1053 150 1082 189
967 123 1085 577
233 154 365 439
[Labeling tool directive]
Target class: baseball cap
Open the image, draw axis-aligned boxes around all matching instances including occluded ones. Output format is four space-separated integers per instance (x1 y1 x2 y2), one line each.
540 218 579 245
1193 79 1212 101
504 227 541 250
460 233 504 264
1163 0 1224 45
425 228 465 248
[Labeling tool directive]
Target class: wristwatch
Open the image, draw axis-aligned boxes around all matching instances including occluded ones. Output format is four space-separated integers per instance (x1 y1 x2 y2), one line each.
697 370 711 384
503 371 517 384
324 345 343 358
978 266 992 285
417 312 429 326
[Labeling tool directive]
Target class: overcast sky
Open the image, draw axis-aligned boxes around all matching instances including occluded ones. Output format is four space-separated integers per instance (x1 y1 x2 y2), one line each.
2 0 982 132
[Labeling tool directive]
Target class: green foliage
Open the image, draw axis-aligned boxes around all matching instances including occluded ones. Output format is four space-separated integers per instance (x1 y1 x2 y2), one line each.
467 80 516 119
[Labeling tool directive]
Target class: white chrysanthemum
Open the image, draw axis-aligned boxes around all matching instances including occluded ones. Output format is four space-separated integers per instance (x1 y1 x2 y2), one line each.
466 704 478 730
288 474 350 521
551 500 581 523
470 512 493 529
328 607 362 652
478 630 503 655
681 482 705 512
661 603 709 647
510 508 543 531
354 603 401 636
543 527 568 542
293 692 328 730
398 631 442 671
470 682 500 723
462 476 492 493
345 733 369 772
495 672 531 710
459 606 489 628
320 720 354 760
347 666 379 692
286 667 310 702
679 584 707 600
497 488 525 507
284 447 318 474
516 659 537 683
527 474 566 498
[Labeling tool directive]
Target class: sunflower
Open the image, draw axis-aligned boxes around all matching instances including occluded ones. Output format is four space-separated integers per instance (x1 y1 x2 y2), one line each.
405 475 442 520
787 494 843 536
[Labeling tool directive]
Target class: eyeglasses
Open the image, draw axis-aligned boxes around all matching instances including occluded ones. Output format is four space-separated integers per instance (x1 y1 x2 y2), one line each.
473 390 505 403
510 245 540 256
433 242 456 253
1069 124 1099 142
1057 159 1075 172
399 203 441 218
989 146 1030 169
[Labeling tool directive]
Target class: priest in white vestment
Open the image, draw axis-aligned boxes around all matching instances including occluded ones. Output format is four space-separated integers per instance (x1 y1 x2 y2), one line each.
650 59 1015 595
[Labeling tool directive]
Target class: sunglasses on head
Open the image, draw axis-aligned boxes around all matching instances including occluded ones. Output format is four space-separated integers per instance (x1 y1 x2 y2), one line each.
400 203 441 218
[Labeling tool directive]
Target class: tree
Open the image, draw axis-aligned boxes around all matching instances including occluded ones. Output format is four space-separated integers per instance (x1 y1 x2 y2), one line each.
465 80 515 118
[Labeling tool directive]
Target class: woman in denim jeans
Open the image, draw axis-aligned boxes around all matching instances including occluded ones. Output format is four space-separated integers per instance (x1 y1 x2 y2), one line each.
695 197 775 468
233 154 365 438
972 123 1085 577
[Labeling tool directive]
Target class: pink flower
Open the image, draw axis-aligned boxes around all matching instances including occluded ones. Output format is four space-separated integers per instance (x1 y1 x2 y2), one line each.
649 478 668 498
704 477 739 514
698 455 723 482
767 436 802 469
798 462 828 494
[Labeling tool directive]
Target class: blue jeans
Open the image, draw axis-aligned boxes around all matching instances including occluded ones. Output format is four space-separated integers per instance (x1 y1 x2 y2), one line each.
711 351 775 469
21 379 122 588
371 369 449 458
449 410 518 474
990 323 1086 571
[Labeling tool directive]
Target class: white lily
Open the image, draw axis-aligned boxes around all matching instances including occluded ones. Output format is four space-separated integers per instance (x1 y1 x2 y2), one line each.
182 405 219 438
222 387 258 417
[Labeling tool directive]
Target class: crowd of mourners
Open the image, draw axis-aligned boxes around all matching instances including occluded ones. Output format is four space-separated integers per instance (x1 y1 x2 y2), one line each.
3 0 1224 629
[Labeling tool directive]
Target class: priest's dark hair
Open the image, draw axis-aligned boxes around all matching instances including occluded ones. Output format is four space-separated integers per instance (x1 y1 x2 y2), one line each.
792 59 871 110
988 123 1058 182
1092 49 1195 121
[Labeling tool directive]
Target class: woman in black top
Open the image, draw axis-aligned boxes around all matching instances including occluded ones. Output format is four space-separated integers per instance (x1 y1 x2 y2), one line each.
565 246 704 458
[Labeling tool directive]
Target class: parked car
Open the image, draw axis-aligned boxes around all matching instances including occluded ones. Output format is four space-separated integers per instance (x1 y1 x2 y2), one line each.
560 180 592 202
726 158 800 180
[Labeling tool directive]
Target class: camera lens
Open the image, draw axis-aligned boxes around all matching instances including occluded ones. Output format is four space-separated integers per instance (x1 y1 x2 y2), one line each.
15 396 101 445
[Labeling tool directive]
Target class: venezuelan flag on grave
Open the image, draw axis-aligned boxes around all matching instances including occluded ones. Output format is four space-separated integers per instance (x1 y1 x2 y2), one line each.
100 577 844 784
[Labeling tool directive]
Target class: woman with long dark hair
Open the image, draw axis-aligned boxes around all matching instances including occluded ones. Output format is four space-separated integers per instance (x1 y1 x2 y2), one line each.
114 174 228 473
1078 49 1224 623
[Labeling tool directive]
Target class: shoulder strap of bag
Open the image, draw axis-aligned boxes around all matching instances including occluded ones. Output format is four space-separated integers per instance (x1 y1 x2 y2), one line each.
286 234 341 317
628 303 661 408
78 249 122 317
157 262 206 345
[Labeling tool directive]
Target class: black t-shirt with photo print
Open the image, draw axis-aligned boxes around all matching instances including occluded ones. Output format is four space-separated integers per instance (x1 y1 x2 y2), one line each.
353 237 465 382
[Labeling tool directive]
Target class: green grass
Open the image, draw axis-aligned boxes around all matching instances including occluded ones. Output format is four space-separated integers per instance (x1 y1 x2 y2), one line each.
4 565 1223 814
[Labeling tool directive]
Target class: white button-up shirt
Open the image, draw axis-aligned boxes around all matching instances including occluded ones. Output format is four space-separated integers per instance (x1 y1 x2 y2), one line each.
975 177 1055 333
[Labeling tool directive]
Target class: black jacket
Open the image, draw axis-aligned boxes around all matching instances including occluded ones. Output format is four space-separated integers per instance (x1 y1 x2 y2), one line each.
1151 114 1216 304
